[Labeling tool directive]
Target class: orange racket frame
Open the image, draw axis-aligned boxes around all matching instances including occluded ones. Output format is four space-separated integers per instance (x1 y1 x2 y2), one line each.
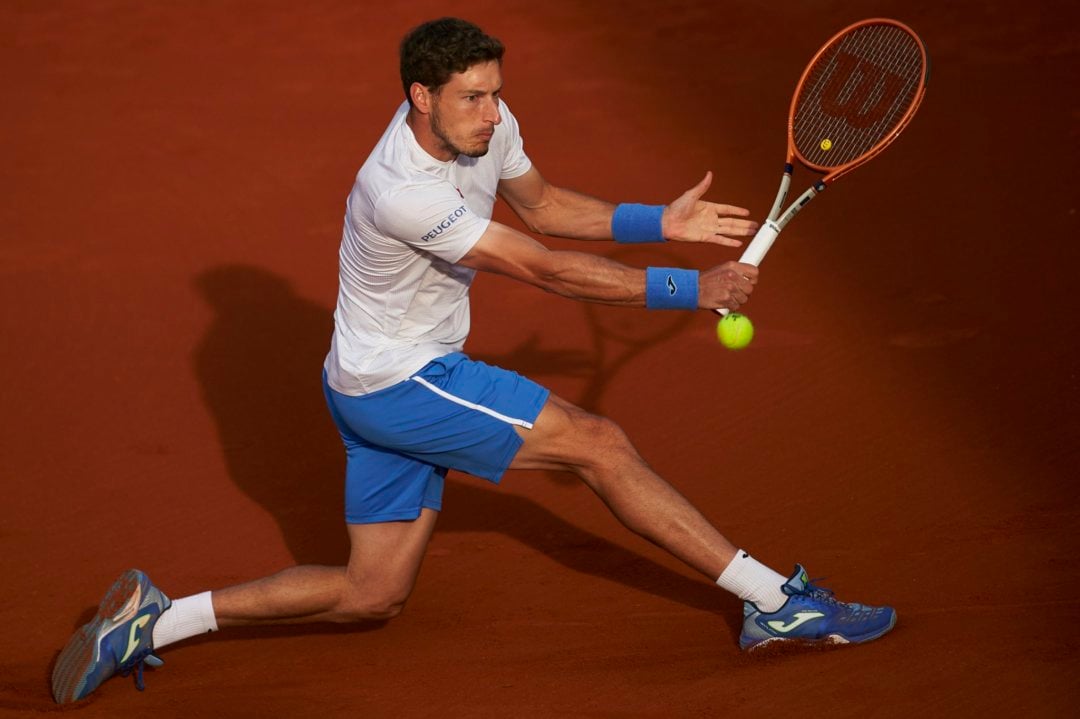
716 18 929 315
790 18 929 183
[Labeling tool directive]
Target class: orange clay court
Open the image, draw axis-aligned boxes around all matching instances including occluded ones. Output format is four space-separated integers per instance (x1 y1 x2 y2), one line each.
2 1 1078 716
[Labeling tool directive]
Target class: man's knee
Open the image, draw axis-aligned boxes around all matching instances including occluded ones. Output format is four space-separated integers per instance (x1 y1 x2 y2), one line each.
585 413 631 451
335 584 413 622
560 407 637 467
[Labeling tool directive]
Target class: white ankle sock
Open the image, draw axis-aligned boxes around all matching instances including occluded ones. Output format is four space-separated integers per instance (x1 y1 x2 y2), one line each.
151 591 219 650
715 550 789 613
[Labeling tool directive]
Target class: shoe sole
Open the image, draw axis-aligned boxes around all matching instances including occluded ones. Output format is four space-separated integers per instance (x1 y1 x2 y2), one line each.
51 570 145 704
742 610 898 652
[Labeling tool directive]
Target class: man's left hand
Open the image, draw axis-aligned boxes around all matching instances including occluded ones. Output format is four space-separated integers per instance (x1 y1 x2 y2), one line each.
661 172 759 247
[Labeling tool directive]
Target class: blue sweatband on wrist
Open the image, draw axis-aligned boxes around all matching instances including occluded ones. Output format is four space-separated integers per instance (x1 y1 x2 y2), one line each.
612 203 665 243
645 267 699 310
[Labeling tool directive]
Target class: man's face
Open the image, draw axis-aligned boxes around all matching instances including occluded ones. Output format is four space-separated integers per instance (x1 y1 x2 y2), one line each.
428 60 503 159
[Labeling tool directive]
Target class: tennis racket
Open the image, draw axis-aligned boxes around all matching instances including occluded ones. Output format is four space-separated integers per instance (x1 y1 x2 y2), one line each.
716 18 929 315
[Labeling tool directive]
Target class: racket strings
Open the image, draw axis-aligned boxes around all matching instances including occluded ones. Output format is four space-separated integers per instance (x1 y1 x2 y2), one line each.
793 23 925 169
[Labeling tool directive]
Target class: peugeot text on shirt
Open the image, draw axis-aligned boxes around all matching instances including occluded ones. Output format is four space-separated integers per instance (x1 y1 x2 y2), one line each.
421 205 469 242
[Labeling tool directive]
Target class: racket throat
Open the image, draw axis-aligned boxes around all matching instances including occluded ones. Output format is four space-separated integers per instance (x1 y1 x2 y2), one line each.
778 182 824 227
767 170 794 222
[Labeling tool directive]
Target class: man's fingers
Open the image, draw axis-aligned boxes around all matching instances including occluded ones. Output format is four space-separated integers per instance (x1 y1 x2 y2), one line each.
702 235 745 248
725 262 759 281
715 218 759 236
710 204 752 218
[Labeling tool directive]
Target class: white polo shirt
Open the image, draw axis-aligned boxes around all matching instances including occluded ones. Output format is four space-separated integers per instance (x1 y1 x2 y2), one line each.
324 100 532 395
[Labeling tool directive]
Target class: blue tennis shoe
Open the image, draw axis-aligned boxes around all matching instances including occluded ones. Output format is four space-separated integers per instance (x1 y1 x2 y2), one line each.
740 565 896 651
52 569 171 703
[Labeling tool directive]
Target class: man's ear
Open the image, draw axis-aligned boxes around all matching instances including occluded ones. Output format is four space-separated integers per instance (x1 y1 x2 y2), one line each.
410 83 432 113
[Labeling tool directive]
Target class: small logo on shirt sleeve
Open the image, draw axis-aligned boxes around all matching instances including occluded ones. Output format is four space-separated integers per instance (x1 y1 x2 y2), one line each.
421 205 468 242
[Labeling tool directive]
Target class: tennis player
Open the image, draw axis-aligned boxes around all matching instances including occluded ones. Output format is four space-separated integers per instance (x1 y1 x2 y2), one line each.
51 17 896 704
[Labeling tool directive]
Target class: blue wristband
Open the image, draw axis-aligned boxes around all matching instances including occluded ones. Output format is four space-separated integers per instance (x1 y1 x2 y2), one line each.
645 267 699 310
612 203 665 243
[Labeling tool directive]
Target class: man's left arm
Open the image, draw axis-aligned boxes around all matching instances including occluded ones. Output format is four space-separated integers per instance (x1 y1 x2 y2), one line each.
497 166 759 246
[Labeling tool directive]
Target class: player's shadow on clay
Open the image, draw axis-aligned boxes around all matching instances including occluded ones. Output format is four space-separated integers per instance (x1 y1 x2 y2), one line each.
192 264 730 628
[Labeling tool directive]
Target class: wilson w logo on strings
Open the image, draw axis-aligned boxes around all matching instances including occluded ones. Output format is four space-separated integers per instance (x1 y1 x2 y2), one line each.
819 52 904 129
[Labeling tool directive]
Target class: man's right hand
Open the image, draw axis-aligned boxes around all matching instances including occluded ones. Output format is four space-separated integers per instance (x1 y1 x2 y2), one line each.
700 261 758 312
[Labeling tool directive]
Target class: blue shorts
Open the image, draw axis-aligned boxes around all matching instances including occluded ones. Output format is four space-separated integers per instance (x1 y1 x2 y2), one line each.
322 352 550 524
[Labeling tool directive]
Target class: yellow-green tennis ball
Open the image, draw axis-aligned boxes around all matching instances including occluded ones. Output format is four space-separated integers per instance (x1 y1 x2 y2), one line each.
717 313 754 350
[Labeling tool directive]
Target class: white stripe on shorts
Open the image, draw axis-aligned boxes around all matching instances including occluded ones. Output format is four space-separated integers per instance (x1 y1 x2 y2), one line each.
409 375 535 430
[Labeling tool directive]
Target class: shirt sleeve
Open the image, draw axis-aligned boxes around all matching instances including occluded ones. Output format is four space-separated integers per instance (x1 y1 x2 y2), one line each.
373 181 490 264
498 101 532 180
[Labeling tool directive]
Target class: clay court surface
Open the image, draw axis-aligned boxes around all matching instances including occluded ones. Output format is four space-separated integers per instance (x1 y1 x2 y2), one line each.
3 0 1078 716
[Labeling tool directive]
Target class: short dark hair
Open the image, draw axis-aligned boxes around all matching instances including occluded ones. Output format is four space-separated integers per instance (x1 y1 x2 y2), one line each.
400 18 504 105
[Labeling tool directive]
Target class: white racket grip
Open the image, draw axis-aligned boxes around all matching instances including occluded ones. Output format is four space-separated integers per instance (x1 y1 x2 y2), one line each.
715 220 781 316
739 220 781 267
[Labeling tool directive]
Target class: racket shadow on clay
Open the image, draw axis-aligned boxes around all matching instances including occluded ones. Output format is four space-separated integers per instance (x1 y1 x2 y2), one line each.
474 244 694 413
579 245 696 412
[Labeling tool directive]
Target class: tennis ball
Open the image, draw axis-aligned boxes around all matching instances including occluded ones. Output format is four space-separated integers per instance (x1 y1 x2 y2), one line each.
820 138 833 151
717 313 754 350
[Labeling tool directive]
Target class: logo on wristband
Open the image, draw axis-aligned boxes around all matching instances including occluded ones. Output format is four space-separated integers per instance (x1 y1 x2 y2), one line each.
645 266 697 310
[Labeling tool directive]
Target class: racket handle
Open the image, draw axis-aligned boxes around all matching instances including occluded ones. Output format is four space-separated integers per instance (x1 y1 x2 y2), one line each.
739 220 781 266
714 220 781 316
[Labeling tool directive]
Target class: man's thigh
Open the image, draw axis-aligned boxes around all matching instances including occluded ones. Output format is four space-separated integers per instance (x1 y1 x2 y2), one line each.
344 508 440 599
509 392 610 472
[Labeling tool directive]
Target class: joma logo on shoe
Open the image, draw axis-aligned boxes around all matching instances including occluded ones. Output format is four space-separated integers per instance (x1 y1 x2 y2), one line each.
120 614 151 663
766 611 825 633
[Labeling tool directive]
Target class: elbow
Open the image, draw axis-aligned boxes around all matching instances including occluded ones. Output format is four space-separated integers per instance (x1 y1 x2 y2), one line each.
514 200 556 236
519 211 547 236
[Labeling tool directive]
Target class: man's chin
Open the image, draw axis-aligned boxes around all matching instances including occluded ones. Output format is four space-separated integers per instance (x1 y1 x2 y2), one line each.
460 143 491 158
